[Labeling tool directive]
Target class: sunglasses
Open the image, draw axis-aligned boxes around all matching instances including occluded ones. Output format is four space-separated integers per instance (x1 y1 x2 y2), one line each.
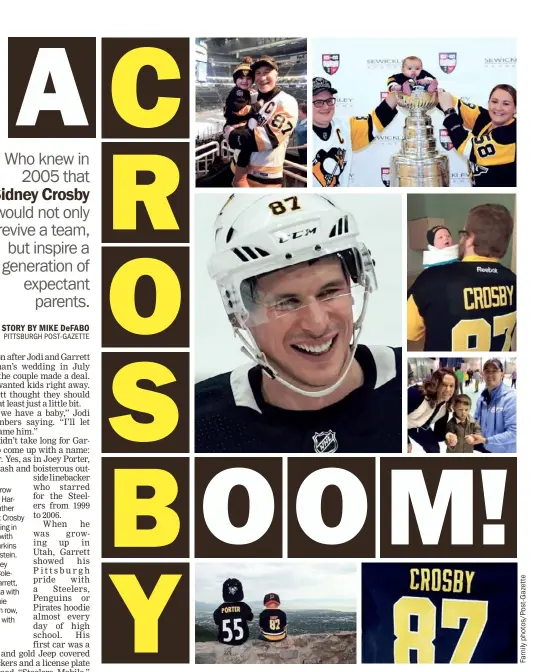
313 97 336 108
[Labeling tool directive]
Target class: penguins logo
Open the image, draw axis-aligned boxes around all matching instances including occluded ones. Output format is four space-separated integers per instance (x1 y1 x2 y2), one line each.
312 147 347 187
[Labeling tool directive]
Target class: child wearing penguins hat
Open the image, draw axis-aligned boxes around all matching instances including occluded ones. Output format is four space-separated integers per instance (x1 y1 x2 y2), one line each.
213 578 254 645
423 225 460 269
223 57 260 187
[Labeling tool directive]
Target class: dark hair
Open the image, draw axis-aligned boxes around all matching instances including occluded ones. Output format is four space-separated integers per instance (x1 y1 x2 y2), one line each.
421 367 458 410
298 103 307 115
454 393 472 408
489 84 517 106
465 204 514 259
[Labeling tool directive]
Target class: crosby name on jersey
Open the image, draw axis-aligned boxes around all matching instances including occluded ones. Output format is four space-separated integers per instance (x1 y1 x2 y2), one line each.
407 256 516 351
195 345 402 453
362 563 517 664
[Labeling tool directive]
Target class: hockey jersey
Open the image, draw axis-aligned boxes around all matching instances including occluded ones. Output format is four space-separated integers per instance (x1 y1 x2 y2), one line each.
312 100 397 187
362 563 517 663
213 601 254 645
195 345 402 453
228 87 298 185
259 609 288 641
443 98 516 187
387 69 436 90
224 86 254 126
407 256 516 351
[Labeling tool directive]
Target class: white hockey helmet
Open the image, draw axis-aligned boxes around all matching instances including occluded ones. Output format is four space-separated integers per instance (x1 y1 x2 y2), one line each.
208 193 377 398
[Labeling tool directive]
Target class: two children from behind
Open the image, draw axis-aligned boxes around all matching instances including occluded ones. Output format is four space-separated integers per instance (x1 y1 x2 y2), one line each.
214 580 287 645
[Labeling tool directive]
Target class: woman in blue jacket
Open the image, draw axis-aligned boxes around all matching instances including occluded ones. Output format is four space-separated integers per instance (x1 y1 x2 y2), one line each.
473 359 517 453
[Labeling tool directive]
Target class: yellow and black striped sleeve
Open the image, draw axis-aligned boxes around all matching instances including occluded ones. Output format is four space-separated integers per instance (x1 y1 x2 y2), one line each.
407 278 427 342
454 97 484 131
349 100 397 151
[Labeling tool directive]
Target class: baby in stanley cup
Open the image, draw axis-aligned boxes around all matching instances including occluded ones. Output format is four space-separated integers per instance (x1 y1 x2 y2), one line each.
387 56 438 94
423 226 460 269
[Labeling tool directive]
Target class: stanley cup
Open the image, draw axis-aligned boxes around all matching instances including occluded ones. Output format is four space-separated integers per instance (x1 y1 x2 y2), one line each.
390 88 449 187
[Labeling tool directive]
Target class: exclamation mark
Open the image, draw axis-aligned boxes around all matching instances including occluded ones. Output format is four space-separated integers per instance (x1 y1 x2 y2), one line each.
481 470 507 544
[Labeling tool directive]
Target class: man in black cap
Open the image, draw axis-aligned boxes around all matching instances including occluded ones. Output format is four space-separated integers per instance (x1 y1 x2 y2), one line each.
312 76 398 187
258 592 288 642
473 358 517 453
224 55 298 188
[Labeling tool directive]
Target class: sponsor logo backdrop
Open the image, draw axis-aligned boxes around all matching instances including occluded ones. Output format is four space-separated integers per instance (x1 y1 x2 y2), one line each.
313 38 516 187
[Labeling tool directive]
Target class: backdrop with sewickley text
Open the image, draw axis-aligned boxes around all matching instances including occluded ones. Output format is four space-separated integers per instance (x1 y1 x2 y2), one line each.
313 38 517 187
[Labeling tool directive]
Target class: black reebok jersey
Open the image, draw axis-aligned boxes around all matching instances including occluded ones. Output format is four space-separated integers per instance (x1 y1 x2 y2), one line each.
407 259 516 351
195 345 402 453
259 609 287 641
362 563 517 664
213 601 253 645
443 99 516 187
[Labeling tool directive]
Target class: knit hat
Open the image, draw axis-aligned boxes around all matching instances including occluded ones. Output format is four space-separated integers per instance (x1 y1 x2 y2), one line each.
223 578 244 602
251 55 279 74
233 56 253 82
427 225 451 246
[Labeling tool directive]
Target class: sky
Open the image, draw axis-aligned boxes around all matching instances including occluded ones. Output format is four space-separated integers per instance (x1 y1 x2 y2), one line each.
195 562 357 609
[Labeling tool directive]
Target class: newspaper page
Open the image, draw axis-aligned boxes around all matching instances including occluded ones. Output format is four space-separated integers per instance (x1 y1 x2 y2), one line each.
0 4 530 671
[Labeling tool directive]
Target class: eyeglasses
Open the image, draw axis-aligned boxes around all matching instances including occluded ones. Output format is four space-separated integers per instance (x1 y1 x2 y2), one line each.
313 97 336 108
458 230 469 237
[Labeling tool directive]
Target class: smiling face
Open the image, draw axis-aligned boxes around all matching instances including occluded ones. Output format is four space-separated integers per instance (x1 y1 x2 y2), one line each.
488 87 516 127
438 374 456 402
254 65 278 94
312 90 336 127
483 363 504 390
248 257 354 391
402 58 423 79
236 75 252 90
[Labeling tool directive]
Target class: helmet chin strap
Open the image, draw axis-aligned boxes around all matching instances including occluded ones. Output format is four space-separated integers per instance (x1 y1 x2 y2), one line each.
235 281 371 399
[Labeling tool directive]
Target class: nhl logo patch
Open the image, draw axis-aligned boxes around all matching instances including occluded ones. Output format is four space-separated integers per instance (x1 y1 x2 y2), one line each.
312 430 338 454
439 52 457 74
322 54 340 76
381 167 390 187
439 129 453 150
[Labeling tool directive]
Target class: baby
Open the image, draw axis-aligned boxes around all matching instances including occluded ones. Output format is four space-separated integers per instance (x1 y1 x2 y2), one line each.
258 592 288 642
446 394 483 453
423 225 460 269
387 56 438 94
223 56 259 187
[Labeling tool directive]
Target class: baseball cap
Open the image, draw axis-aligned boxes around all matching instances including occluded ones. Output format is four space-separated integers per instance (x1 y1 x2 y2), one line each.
263 592 280 606
483 358 504 372
251 56 278 73
313 76 338 96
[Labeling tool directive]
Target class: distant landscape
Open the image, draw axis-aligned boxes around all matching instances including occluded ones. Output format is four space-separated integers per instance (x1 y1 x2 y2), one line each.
196 606 356 643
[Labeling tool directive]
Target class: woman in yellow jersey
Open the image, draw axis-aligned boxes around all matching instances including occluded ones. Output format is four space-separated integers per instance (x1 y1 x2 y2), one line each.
438 85 516 187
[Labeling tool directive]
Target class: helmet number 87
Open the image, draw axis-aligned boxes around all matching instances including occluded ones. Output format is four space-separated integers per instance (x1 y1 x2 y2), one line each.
268 197 301 215
393 596 488 663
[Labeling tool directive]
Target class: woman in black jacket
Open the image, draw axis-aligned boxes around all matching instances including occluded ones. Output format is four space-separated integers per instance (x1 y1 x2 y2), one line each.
407 367 459 453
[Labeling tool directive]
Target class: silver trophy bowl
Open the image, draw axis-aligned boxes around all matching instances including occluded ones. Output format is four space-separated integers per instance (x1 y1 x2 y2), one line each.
390 88 449 187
